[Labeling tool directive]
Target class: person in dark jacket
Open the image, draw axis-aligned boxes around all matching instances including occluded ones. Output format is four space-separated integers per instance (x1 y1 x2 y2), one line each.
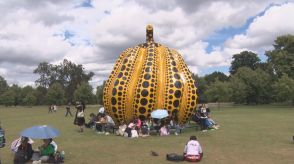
13 137 34 164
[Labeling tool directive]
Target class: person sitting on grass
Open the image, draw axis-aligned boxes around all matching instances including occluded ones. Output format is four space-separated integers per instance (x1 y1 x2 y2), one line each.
32 139 55 163
183 136 203 162
116 121 127 136
160 123 170 136
13 137 34 164
104 113 115 135
85 113 97 129
140 119 150 137
96 114 107 134
206 114 219 130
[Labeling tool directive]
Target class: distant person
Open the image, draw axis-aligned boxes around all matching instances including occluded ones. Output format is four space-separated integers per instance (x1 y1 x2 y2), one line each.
160 124 170 136
48 105 53 113
53 105 58 113
183 136 203 162
74 101 85 133
13 137 34 164
65 103 73 117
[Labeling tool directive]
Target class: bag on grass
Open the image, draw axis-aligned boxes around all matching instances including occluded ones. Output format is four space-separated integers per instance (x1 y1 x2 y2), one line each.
166 153 184 161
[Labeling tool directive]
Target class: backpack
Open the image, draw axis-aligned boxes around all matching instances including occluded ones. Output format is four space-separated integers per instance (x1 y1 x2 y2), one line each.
0 127 5 148
166 153 184 161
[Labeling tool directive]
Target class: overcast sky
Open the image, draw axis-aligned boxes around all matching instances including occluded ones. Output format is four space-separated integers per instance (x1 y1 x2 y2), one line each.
1 0 294 88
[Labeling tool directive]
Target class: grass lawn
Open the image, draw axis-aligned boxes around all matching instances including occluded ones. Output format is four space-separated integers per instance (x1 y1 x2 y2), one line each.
0 105 294 164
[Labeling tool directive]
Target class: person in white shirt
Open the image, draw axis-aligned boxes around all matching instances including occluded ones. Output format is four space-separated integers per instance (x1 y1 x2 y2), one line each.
104 113 115 135
183 136 203 162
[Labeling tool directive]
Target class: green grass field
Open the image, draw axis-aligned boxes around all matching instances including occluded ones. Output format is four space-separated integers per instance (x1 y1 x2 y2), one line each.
0 105 293 164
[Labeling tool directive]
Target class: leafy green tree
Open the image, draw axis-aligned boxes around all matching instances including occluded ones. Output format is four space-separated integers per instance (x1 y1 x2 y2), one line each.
230 51 260 75
266 35 294 78
96 81 105 105
34 59 94 102
34 86 47 105
204 71 229 85
0 75 8 98
74 82 94 104
0 89 15 106
9 84 22 106
192 74 207 103
22 92 37 107
205 80 232 109
273 74 294 103
230 67 272 104
46 83 65 105
19 86 35 105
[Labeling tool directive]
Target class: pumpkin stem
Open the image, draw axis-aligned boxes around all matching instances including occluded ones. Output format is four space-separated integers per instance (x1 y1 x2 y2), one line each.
146 25 154 43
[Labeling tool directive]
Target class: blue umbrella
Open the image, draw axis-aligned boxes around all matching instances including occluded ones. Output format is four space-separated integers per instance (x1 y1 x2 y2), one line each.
151 109 169 119
20 125 60 139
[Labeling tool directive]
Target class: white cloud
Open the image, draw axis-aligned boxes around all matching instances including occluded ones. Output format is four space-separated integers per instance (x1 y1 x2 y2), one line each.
0 0 293 87
225 3 294 52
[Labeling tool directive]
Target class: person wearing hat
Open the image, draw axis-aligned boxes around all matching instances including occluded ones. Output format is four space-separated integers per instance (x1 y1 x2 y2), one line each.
183 136 203 162
13 137 34 164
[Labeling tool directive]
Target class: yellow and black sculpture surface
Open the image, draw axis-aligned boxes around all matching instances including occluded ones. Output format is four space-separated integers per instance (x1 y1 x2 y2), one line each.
103 25 197 124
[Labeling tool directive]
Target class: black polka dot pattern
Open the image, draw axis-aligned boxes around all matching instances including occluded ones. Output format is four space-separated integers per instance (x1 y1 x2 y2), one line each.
103 26 197 124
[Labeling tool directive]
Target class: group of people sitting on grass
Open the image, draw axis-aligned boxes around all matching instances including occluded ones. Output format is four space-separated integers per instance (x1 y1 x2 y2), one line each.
84 108 183 138
191 104 219 132
12 136 62 164
115 116 182 138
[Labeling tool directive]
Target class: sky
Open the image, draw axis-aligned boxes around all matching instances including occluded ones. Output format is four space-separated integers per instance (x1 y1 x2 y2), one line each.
0 0 294 88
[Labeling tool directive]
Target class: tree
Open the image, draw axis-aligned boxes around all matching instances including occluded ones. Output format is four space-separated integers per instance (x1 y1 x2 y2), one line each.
266 35 294 78
34 59 94 102
96 81 105 105
204 71 229 85
34 86 47 105
230 51 260 75
0 89 15 106
0 75 8 97
230 67 272 104
205 80 232 109
74 82 95 104
9 84 22 106
192 74 207 103
46 83 65 105
273 74 294 104
22 92 37 107
19 86 35 105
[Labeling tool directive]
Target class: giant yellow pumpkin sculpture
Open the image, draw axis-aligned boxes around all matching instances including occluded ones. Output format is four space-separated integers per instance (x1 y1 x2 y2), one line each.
103 25 197 124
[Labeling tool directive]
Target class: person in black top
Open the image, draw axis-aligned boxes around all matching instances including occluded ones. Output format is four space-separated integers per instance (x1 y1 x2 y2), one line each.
13 137 34 164
74 101 85 132
65 102 73 117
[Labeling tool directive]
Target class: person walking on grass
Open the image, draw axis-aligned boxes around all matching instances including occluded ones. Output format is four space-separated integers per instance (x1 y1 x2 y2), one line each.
65 103 73 117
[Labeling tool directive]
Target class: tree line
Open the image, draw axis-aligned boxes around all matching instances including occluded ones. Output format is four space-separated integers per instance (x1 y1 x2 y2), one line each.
0 35 293 106
195 34 294 105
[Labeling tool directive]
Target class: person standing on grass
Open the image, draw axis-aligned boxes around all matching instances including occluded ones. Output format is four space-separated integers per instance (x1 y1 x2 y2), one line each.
183 136 203 162
48 105 53 113
65 102 73 117
199 104 208 132
74 101 85 133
